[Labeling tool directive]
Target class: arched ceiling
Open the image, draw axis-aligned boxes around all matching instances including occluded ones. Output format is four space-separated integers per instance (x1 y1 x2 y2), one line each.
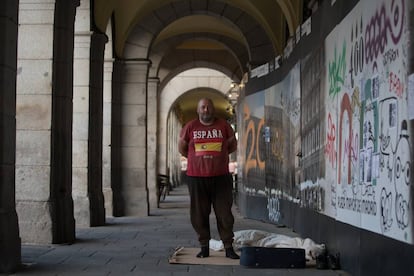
92 0 304 124
94 0 302 57
153 15 245 46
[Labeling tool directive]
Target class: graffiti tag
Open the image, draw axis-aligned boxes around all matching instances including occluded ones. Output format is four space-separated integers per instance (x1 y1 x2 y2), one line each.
328 41 347 96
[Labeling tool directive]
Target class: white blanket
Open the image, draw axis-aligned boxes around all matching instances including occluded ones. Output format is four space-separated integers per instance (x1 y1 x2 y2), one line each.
209 229 325 262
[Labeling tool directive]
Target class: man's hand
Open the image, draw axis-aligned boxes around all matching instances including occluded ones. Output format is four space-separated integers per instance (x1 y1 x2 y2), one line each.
178 137 188 157
227 136 237 154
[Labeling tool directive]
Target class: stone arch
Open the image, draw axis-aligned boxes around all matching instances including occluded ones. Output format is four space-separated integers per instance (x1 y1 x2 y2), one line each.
159 61 241 92
122 2 274 64
119 2 273 213
93 0 298 59
149 32 248 82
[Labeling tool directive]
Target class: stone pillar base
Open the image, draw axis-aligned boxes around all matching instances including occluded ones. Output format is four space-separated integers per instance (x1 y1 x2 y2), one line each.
16 201 53 244
73 196 91 227
74 194 105 227
103 188 113 216
89 193 106 226
0 211 21 273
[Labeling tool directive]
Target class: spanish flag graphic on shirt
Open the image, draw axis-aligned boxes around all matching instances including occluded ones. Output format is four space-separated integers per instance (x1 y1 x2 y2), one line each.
194 139 222 156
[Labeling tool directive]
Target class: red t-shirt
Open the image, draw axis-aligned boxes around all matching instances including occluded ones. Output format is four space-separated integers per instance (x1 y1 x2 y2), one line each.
180 118 235 177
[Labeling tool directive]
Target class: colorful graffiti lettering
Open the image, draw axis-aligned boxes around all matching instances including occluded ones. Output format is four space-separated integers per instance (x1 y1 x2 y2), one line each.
344 128 359 163
243 103 265 176
351 87 361 114
328 41 347 97
338 93 353 185
349 17 364 88
365 0 405 68
325 113 337 168
389 72 404 98
383 48 399 66
301 186 324 211
268 196 281 223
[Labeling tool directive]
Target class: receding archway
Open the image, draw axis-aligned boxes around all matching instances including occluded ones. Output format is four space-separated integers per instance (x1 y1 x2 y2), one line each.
158 68 234 177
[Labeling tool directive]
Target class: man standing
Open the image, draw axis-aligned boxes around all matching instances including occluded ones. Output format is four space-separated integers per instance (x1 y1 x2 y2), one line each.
178 98 239 259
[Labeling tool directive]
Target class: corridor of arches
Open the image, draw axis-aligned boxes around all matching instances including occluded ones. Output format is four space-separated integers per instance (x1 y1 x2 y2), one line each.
2 0 414 275
1 0 306 273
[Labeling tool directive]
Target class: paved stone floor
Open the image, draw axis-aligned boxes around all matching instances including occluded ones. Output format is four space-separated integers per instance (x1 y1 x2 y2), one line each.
6 185 351 276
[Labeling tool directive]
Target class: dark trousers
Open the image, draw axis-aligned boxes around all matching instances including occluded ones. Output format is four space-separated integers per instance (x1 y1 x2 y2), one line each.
187 174 235 248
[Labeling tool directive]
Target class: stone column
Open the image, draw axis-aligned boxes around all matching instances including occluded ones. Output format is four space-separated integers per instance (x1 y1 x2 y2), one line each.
88 31 107 226
50 0 78 243
103 59 114 216
73 0 107 226
147 77 159 211
111 59 124 216
101 17 114 216
409 1 414 226
72 29 92 226
121 60 150 216
16 0 78 244
73 30 107 227
0 0 21 272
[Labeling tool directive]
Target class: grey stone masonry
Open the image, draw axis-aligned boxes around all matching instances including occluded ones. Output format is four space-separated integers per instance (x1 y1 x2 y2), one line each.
120 60 151 217
16 0 78 245
0 0 20 273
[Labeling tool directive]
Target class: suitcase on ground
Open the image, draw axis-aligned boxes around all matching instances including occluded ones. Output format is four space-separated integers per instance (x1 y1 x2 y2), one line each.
240 246 306 268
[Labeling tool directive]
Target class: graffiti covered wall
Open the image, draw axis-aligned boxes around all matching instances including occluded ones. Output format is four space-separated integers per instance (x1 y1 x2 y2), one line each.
324 0 411 243
239 0 412 244
265 63 301 223
239 92 266 195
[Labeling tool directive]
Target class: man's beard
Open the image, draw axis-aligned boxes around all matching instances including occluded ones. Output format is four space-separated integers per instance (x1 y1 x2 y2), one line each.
200 114 214 124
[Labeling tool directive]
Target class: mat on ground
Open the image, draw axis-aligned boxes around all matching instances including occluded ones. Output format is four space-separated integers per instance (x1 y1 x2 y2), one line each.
169 229 325 267
168 247 239 265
